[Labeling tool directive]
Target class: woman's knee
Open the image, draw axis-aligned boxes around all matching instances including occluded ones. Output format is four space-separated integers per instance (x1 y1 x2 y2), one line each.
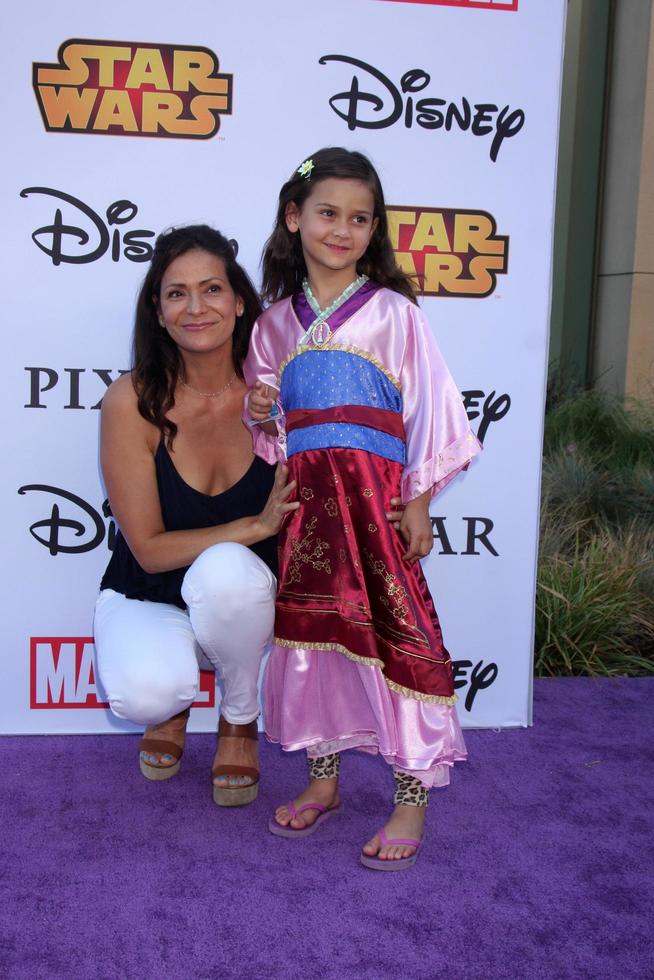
94 590 200 725
182 542 275 613
105 662 197 726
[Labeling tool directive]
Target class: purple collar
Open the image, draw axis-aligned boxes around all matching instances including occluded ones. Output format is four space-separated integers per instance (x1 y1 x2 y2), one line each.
292 279 381 335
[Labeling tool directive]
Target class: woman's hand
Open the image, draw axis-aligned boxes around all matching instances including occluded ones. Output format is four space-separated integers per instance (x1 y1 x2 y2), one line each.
255 464 299 539
248 380 279 422
398 492 433 563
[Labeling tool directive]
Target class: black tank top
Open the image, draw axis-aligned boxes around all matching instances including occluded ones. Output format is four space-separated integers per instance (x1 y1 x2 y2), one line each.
100 442 277 608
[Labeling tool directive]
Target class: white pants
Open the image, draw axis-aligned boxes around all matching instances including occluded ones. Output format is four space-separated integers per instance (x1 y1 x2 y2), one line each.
93 542 276 726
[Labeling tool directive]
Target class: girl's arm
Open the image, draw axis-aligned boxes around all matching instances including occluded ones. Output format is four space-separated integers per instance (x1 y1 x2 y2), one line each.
247 380 280 436
399 489 433 563
242 315 287 462
399 304 482 504
101 376 297 574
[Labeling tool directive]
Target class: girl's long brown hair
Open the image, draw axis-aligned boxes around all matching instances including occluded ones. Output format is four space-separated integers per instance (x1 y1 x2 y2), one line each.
261 147 417 306
132 224 261 447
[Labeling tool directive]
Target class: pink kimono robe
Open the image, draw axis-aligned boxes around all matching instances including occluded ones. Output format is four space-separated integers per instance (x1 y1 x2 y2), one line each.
244 282 481 785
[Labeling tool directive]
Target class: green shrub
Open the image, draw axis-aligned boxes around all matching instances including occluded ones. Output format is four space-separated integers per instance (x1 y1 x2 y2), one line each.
544 390 654 470
535 529 654 676
536 388 654 676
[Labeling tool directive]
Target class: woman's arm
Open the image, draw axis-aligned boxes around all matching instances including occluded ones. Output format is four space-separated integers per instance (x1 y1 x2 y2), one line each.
100 376 297 574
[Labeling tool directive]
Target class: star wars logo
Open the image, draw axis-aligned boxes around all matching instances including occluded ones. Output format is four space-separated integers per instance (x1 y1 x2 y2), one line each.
33 39 232 139
388 206 508 297
30 637 215 708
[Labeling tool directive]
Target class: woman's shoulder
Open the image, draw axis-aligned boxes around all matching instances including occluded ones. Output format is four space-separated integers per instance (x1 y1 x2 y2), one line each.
101 371 138 414
101 372 158 445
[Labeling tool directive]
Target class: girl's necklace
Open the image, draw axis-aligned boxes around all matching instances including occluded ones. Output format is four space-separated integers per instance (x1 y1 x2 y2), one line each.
179 372 237 399
301 274 368 346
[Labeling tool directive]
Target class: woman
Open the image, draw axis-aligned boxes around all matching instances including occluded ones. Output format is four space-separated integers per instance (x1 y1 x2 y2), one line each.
94 224 298 807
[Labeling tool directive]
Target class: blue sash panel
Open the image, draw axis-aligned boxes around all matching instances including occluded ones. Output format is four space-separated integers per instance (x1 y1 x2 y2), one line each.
281 349 405 463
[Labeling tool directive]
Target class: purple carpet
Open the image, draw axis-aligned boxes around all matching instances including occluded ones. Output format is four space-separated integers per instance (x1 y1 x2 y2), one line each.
1 678 652 980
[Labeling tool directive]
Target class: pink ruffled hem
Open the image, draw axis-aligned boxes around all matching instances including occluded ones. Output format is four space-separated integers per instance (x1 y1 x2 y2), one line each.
263 645 467 789
248 422 287 465
402 431 482 502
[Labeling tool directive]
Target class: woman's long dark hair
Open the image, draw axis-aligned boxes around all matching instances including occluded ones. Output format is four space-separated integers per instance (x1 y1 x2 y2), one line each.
132 224 261 447
261 147 417 305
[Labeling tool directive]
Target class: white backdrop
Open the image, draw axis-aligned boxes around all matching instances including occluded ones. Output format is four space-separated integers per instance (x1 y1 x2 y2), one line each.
1 0 566 733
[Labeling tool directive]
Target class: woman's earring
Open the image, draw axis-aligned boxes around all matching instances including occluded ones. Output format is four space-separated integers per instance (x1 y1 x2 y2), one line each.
159 318 166 329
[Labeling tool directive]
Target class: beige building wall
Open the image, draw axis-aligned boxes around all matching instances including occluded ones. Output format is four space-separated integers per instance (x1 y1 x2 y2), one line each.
629 10 654 400
593 0 654 401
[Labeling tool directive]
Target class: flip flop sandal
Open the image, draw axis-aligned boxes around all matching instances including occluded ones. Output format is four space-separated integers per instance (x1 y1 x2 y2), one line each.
212 717 260 807
268 800 343 838
359 827 423 871
139 707 190 781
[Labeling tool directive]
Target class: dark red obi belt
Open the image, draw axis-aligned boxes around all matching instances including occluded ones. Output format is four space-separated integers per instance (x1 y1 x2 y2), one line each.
286 405 405 441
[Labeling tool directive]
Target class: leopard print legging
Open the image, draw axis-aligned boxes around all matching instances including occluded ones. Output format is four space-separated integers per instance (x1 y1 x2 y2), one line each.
392 770 429 807
308 753 341 780
307 753 428 806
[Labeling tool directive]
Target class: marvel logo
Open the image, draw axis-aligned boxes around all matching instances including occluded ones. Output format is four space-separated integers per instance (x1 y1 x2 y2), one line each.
381 1 518 9
30 637 215 709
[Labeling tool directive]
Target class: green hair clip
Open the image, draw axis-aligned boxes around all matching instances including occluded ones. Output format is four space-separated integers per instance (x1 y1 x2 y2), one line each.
297 158 314 179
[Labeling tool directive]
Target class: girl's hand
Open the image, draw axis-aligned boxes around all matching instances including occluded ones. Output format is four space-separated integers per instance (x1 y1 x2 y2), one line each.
399 494 433 563
385 496 404 530
248 380 279 422
255 464 299 539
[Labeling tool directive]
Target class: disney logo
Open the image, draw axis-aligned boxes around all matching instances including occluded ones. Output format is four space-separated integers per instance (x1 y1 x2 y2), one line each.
453 659 498 711
20 187 155 266
462 389 511 444
18 485 115 556
319 55 525 161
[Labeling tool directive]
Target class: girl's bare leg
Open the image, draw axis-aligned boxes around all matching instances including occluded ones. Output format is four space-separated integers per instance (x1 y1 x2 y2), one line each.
273 753 341 830
362 770 428 861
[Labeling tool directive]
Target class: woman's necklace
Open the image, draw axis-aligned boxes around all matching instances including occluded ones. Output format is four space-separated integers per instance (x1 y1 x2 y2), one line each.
179 372 237 398
301 274 368 346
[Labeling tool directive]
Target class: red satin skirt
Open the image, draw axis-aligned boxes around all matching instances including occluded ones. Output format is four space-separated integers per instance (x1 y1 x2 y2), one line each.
274 447 455 703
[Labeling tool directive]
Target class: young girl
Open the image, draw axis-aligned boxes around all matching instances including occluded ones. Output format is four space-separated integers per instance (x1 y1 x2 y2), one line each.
244 147 481 870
